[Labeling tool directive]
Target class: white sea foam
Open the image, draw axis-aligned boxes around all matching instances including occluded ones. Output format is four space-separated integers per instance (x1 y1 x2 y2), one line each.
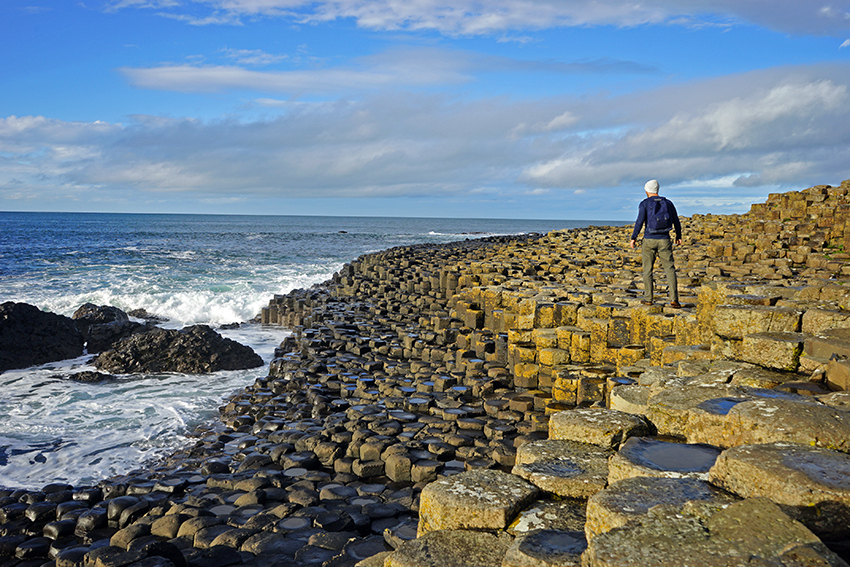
0 325 288 490
6 265 338 328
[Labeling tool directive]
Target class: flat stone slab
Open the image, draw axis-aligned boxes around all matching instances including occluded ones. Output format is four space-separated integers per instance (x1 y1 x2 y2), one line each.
583 498 843 567
385 529 512 567
511 440 611 499
417 470 538 535
608 385 651 416
686 397 850 452
646 384 749 437
502 529 586 567
608 437 722 483
584 476 736 541
709 442 850 540
507 499 586 536
548 408 649 449
729 365 799 389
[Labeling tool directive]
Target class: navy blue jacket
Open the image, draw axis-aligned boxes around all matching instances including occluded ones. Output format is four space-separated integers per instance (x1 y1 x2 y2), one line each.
631 196 682 241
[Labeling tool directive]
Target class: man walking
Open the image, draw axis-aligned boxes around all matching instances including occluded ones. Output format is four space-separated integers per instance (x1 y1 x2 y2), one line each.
630 179 682 308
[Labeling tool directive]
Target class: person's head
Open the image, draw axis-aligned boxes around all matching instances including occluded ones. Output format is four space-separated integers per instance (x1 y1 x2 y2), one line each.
644 179 659 196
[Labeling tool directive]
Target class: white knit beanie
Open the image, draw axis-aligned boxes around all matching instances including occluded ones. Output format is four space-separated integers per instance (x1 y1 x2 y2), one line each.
645 179 659 194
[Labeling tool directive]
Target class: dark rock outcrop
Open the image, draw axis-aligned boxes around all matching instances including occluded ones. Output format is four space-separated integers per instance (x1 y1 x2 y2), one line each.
0 302 85 373
63 370 117 383
126 308 169 323
72 303 153 354
73 303 129 327
93 325 263 374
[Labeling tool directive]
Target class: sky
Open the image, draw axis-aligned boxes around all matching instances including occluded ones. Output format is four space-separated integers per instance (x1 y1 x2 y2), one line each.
2 1 850 220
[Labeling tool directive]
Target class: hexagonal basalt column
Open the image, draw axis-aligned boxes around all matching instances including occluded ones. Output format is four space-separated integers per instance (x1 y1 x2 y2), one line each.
549 408 650 449
417 470 538 536
512 439 612 499
709 442 850 540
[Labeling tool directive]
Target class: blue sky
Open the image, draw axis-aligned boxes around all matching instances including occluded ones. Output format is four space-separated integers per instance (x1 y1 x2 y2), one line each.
2 1 850 220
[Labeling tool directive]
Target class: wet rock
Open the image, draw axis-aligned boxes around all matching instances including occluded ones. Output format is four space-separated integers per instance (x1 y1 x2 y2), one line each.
208 527 257 549
126 309 169 324
83 545 146 567
75 507 108 533
64 371 117 383
109 524 150 550
139 541 187 567
239 532 303 556
55 545 90 567
343 535 388 560
187 545 241 567
709 442 850 540
193 524 233 548
294 544 337 564
45 519 79 540
502 529 586 567
15 537 53 559
94 325 263 373
0 302 84 372
608 437 722 483
72 304 152 354
176 517 222 539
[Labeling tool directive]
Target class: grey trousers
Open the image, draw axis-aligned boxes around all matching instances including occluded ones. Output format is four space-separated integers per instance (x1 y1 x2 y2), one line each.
642 238 678 303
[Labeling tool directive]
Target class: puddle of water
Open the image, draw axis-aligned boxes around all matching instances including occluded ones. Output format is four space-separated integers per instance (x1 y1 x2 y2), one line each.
695 397 749 415
621 437 722 472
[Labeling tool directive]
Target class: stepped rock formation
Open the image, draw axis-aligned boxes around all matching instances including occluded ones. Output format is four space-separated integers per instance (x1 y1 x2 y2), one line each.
256 179 850 565
4 180 850 567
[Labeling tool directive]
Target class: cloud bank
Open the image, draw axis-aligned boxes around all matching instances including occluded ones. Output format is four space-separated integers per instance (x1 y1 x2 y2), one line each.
4 63 850 213
119 47 656 95
108 0 850 36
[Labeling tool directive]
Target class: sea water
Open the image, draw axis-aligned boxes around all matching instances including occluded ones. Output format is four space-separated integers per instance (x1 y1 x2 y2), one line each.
0 212 612 490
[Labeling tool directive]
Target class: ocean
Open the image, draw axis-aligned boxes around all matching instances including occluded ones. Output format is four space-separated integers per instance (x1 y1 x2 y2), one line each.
0 212 615 490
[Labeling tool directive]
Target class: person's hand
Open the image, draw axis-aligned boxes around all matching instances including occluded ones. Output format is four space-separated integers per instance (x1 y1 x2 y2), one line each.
675 238 683 246
630 239 636 249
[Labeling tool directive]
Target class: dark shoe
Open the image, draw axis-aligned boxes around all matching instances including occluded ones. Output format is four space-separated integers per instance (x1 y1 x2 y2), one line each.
641 300 653 306
669 301 682 308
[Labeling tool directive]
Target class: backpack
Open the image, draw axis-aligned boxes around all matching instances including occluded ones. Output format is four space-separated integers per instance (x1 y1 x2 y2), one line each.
646 197 672 235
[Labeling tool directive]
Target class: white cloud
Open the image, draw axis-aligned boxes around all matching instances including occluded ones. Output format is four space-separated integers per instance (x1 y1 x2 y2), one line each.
3 63 850 212
220 48 288 66
120 46 651 95
520 64 850 192
121 64 422 93
19 6 53 14
120 47 476 93
841 39 850 48
107 0 850 36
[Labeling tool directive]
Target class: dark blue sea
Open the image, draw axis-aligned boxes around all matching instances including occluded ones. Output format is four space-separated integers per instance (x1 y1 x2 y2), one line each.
0 212 613 489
